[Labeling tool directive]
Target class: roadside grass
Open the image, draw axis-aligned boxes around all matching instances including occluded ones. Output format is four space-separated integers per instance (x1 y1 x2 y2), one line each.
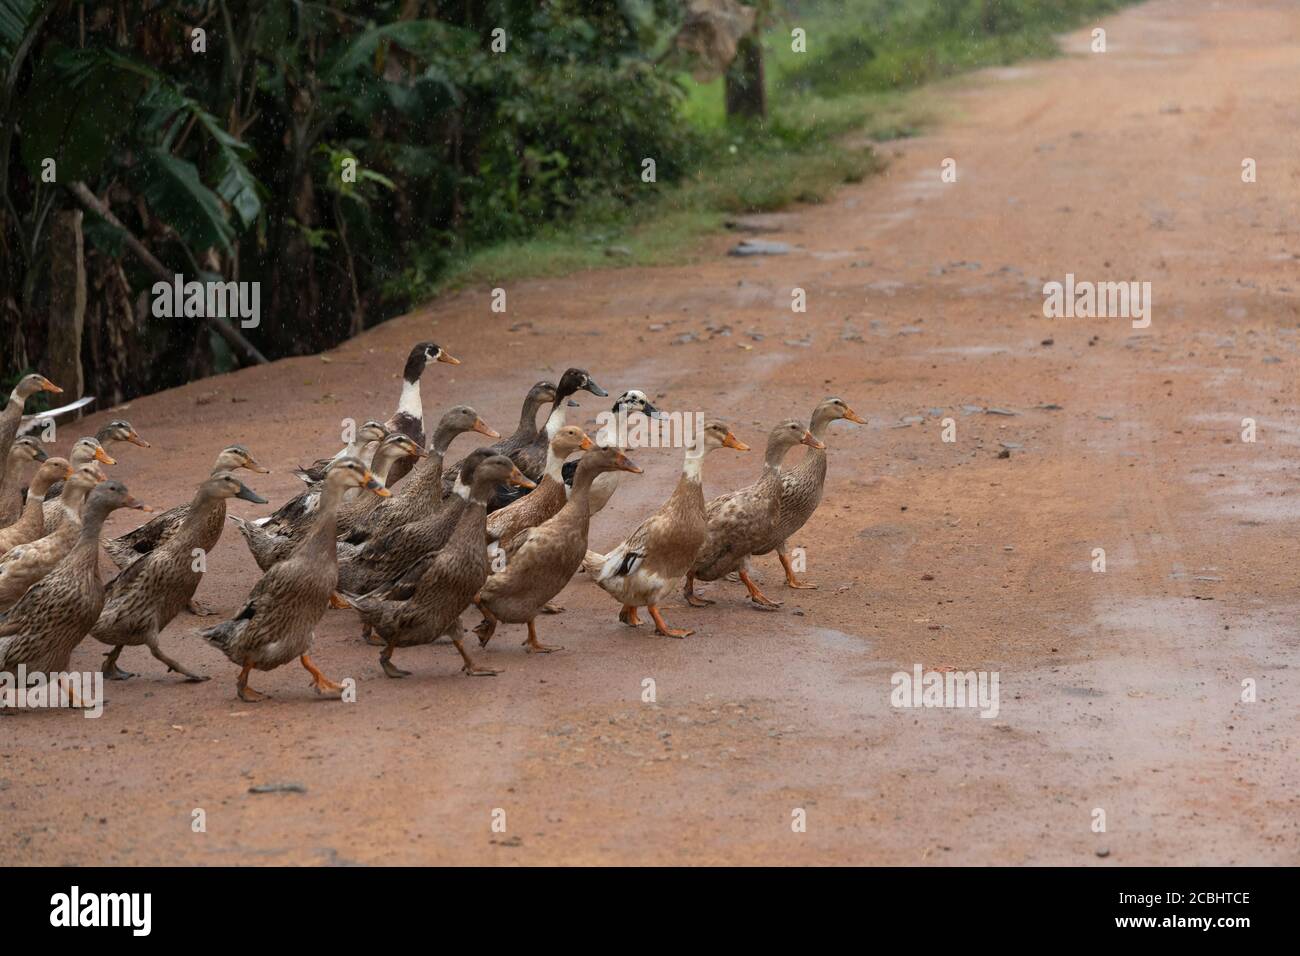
429 0 1130 295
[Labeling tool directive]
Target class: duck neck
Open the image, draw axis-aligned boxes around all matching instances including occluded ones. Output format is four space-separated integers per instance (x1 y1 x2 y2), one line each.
76 502 112 547
304 479 347 553
763 438 796 477
397 377 423 427
543 445 567 483
565 467 599 521
682 446 706 484
60 483 92 520
542 402 565 439
370 448 402 485
518 394 547 439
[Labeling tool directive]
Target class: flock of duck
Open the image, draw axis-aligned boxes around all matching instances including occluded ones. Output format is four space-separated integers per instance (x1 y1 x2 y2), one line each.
0 342 864 704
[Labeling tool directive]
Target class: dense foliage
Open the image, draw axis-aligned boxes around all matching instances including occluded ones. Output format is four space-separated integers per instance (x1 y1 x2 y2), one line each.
1 0 693 401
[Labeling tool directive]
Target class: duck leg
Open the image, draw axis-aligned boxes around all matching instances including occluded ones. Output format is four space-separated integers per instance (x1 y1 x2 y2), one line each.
453 634 501 676
237 662 268 702
329 592 351 610
361 623 384 646
474 601 498 647
380 643 410 679
683 574 714 607
739 569 783 609
101 646 135 680
301 653 344 695
647 605 693 639
618 604 643 626
778 548 818 589
522 619 563 654
144 632 208 682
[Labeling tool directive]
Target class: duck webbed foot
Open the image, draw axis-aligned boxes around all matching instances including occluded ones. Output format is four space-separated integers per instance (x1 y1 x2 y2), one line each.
102 647 134 681
361 623 384 646
739 569 783 609
648 605 693 639
541 601 565 614
683 574 714 607
301 654 344 695
328 592 351 610
474 602 498 647
778 550 817 589
148 638 208 682
188 598 217 617
618 604 643 626
522 619 564 654
380 644 411 679
453 634 501 676
237 663 268 702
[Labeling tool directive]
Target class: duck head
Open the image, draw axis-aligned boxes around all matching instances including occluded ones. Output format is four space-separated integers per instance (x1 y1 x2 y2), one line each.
203 471 269 504
215 444 271 474
326 456 390 497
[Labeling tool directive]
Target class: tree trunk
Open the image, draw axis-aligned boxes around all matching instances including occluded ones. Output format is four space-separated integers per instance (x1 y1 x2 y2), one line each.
725 32 766 121
47 209 87 400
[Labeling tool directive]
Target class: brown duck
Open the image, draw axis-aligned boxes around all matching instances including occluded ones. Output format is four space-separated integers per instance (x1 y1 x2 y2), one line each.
441 380 555 494
201 458 389 702
0 373 61 466
0 456 71 557
342 455 533 678
477 447 641 654
583 421 748 637
92 473 268 682
752 397 865 588
0 482 148 689
0 436 48 527
685 420 823 610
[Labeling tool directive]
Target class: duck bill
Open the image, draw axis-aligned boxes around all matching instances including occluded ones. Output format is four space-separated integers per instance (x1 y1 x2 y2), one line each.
507 467 536 490
615 453 643 474
722 432 749 452
411 444 430 458
473 418 500 439
94 447 116 465
244 457 271 474
801 430 826 450
33 448 48 462
437 351 462 366
124 495 152 512
39 378 63 394
644 403 666 420
843 408 867 425
578 433 595 451
127 431 152 448
236 484 269 504
364 472 392 497
583 378 609 398
61 465 74 479
90 466 108 481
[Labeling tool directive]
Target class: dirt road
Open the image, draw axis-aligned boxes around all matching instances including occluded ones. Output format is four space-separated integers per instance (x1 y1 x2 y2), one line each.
4 0 1298 866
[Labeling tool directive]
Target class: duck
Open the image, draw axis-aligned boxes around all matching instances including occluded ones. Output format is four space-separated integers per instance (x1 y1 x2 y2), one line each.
0 464 105 611
342 454 533 678
752 398 866 588
381 342 460 487
440 380 555 493
292 420 390 484
91 473 268 682
253 431 422 546
0 373 61 465
43 420 146 500
342 406 497 547
0 457 71 557
0 436 49 526
511 368 607 483
41 437 116 533
200 458 389 702
476 447 642 654
485 426 592 551
583 420 748 637
103 444 269 571
0 482 148 692
684 420 823 610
